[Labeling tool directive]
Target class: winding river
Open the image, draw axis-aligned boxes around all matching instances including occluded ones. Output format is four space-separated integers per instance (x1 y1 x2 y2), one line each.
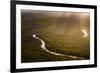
32 34 85 59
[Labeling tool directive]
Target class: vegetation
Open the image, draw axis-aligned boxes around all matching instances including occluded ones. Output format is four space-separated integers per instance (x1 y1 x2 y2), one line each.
21 11 90 63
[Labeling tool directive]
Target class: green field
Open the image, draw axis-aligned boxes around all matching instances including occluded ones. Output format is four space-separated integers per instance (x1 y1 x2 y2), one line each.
21 10 90 63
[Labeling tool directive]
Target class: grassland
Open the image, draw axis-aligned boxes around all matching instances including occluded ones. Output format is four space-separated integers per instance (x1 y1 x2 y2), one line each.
21 10 90 63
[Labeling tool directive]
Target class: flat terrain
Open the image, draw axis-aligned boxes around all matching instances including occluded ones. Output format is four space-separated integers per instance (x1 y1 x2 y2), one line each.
21 10 90 63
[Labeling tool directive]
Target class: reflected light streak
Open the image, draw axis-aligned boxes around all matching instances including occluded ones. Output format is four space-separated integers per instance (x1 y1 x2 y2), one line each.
81 29 88 38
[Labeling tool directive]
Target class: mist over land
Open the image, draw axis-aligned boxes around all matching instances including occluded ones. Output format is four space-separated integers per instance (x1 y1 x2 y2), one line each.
21 10 90 63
